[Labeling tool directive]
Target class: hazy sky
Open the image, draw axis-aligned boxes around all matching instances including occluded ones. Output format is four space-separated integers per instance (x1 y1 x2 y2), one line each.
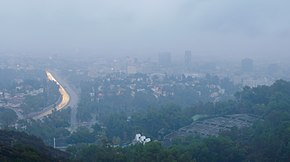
0 0 289 59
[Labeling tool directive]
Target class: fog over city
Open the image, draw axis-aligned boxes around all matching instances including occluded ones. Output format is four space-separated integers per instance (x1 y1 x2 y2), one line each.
1 0 290 60
2 1 290 161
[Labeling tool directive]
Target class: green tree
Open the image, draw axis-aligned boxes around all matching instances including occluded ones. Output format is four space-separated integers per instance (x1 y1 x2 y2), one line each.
0 108 17 127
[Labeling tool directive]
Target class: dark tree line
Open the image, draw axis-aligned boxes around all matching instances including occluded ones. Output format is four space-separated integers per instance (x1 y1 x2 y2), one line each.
67 80 290 162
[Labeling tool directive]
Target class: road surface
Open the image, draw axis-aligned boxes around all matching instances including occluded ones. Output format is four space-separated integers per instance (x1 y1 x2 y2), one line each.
31 70 79 126
51 70 79 131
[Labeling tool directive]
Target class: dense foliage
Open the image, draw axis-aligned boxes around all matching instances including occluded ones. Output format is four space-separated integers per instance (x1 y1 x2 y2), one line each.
0 108 17 128
17 108 71 146
0 130 69 162
21 80 60 114
68 80 290 162
4 73 290 161
68 137 246 162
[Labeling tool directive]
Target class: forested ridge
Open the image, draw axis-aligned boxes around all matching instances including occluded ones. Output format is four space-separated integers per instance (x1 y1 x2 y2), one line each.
0 130 69 162
67 80 290 162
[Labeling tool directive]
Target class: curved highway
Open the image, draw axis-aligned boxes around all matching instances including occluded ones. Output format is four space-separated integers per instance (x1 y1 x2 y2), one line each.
31 70 79 122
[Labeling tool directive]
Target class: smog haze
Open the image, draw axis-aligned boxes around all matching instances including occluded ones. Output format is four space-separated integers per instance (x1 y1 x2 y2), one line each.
0 0 289 60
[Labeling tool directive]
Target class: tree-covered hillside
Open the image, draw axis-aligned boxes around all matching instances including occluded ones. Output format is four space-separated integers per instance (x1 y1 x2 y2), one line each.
0 130 69 162
67 80 290 162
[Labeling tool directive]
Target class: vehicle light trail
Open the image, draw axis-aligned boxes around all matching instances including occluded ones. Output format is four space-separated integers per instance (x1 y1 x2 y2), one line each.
32 70 70 119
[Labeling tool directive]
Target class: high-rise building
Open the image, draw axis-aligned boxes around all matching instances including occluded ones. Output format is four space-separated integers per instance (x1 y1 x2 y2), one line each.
241 58 254 72
184 50 192 68
158 52 171 67
127 65 138 74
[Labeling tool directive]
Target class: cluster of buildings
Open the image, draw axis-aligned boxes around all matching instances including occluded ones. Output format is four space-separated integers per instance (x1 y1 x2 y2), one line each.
0 80 44 114
164 114 258 143
2 52 287 89
87 73 229 104
84 52 290 89
87 51 193 77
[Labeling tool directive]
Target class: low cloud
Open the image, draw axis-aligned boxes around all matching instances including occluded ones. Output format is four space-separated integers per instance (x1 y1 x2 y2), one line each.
0 0 289 59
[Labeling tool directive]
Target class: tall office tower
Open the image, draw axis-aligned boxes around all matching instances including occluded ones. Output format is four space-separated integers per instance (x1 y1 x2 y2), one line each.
184 50 192 68
241 58 254 72
158 52 171 67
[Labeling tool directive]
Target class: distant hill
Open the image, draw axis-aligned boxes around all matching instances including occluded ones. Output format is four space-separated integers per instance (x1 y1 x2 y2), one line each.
0 130 69 162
